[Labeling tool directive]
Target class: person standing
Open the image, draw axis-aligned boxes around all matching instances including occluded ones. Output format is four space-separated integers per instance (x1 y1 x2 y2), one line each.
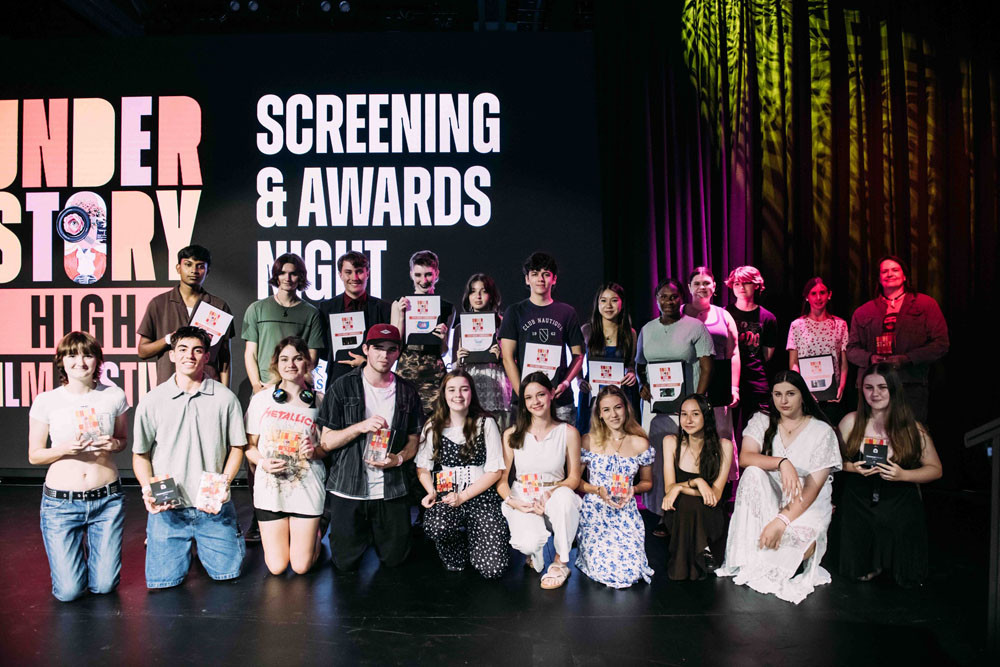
132 327 247 589
725 266 778 435
317 324 423 570
391 250 455 415
28 332 130 601
318 251 393 387
846 255 949 422
787 277 850 424
243 253 325 394
499 252 586 424
137 245 233 386
452 273 513 430
635 277 714 523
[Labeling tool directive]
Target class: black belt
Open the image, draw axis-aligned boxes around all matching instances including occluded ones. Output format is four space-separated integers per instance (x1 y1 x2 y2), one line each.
44 480 122 501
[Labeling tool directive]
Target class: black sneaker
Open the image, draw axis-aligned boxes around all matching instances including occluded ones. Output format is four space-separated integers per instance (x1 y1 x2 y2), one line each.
244 518 261 543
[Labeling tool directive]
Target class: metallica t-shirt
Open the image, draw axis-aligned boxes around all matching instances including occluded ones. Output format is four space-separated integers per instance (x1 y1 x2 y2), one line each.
499 299 585 406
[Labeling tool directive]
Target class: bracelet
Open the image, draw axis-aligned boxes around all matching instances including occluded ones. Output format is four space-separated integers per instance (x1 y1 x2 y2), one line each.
775 513 790 527
777 457 788 471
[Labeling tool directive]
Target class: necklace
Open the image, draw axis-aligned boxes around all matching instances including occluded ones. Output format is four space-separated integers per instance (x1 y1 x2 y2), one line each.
779 416 808 442
603 432 627 456
880 292 905 305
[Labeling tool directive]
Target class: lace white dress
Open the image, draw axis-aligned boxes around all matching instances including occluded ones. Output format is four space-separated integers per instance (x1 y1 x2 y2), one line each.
716 413 842 604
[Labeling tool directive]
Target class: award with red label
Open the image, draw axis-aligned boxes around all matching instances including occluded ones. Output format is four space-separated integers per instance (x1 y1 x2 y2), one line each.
588 358 625 388
435 470 455 496
517 473 543 502
799 354 837 402
861 436 889 467
648 361 687 413
330 311 366 360
405 295 442 345
522 343 561 380
608 471 630 504
195 472 229 513
460 312 498 363
364 428 392 465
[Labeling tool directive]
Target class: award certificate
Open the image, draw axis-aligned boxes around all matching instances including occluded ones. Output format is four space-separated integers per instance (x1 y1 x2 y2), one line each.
799 354 836 401
405 295 441 342
522 343 561 380
330 312 366 356
588 358 625 387
190 301 233 346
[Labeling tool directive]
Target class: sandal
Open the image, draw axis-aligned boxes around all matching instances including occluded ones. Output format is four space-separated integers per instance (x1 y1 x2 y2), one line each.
540 561 571 589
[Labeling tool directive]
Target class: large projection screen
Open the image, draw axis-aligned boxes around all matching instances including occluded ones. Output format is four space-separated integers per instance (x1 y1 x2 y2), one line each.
0 32 603 474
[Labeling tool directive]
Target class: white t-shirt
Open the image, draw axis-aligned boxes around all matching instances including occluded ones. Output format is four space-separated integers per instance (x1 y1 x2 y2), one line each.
362 374 396 500
245 389 326 515
415 418 505 490
29 384 129 447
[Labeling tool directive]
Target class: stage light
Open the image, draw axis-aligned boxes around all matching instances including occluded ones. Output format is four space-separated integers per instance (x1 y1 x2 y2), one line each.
339 0 350 13
320 1 331 11
228 0 240 11
248 0 259 10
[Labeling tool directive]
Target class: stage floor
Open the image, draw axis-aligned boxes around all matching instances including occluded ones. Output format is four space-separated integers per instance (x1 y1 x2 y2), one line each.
0 485 988 665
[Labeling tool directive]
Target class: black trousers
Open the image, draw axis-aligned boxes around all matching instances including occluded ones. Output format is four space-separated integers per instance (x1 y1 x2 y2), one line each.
327 494 411 570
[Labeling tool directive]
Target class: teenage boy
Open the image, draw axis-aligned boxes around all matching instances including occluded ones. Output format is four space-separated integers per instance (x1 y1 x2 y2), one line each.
132 326 247 589
242 253 325 394
724 265 778 434
137 245 234 386
390 250 455 415
318 251 392 386
317 324 423 570
499 252 585 423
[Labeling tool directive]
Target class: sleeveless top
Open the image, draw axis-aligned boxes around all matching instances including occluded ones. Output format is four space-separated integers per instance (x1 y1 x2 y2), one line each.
511 422 569 488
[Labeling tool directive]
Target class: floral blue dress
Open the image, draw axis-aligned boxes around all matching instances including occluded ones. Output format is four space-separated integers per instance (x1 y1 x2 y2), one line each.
575 448 656 588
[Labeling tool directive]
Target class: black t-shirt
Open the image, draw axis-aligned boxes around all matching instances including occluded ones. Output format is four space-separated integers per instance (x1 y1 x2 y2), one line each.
726 304 778 393
499 299 585 406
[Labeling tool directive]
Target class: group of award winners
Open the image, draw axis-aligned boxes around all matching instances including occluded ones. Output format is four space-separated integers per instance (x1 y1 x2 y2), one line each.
28 245 947 603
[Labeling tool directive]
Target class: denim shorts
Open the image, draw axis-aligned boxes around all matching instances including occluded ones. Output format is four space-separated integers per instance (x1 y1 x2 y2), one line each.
145 500 244 589
40 486 124 602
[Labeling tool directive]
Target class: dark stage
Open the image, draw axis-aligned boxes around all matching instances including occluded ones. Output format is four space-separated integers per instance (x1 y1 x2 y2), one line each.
0 485 987 665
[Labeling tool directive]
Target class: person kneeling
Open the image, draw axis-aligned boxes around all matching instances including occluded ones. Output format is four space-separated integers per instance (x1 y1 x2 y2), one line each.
575 386 654 588
497 373 582 589
836 363 942 587
28 332 130 601
133 327 246 589
416 371 510 578
715 370 841 604
661 394 732 580
244 337 328 575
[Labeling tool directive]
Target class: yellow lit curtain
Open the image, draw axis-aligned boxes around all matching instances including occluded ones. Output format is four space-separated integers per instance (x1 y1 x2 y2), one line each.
679 0 998 316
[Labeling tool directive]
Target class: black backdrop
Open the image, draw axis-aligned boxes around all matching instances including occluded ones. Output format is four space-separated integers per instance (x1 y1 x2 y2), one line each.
0 32 603 473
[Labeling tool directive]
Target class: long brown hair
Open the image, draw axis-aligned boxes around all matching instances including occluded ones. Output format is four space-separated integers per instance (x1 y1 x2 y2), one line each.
427 370 491 462
844 363 923 469
508 372 558 450
760 370 830 456
586 282 635 363
676 393 724 483
589 386 646 449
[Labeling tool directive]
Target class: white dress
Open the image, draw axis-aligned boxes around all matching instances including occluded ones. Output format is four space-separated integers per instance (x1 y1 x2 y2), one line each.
716 412 842 604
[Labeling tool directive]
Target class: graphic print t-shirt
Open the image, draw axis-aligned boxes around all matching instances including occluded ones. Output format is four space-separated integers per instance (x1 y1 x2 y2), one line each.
245 390 326 515
499 299 584 406
726 304 778 393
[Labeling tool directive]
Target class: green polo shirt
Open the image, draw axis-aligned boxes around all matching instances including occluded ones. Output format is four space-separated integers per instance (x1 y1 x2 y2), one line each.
133 375 247 507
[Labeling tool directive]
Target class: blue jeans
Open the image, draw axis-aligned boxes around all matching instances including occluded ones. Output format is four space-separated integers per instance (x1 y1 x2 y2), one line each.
39 488 124 602
145 500 244 588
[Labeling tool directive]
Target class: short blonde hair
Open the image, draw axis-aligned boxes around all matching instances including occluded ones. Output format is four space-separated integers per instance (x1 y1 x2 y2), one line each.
724 265 765 291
